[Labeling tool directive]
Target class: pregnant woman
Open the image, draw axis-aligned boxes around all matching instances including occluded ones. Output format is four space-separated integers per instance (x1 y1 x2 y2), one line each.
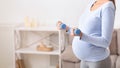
57 0 116 68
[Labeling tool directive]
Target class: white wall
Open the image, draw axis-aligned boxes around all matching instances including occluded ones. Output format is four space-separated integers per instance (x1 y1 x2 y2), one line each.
0 0 90 27
114 0 120 28
0 25 15 68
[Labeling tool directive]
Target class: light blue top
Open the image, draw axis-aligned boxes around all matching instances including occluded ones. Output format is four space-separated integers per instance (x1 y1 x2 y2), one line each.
72 1 115 62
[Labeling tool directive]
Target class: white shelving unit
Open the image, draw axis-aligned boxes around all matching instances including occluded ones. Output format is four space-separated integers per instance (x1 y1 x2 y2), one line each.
14 26 66 68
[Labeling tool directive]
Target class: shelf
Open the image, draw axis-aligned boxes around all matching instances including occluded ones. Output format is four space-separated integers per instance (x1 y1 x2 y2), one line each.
15 26 59 31
15 45 60 55
14 25 63 68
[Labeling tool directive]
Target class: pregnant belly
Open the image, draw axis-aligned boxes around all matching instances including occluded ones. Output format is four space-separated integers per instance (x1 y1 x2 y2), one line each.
72 37 94 60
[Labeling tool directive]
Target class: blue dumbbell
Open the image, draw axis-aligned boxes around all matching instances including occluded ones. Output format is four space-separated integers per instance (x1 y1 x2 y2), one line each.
60 23 81 35
60 23 66 29
68 28 81 35
74 28 81 35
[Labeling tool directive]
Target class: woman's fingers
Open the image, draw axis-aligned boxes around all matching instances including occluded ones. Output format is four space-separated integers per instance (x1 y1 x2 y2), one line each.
56 21 62 30
73 27 77 29
58 21 62 24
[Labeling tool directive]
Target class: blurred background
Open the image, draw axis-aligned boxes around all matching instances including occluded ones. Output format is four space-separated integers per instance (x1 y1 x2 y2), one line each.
0 0 120 68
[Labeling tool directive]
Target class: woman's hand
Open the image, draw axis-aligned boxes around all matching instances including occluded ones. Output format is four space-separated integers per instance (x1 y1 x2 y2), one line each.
56 21 62 30
70 27 83 38
56 21 70 31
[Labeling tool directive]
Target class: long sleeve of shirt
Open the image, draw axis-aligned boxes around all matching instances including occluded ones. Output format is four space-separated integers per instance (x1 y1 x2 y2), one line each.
81 7 115 48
